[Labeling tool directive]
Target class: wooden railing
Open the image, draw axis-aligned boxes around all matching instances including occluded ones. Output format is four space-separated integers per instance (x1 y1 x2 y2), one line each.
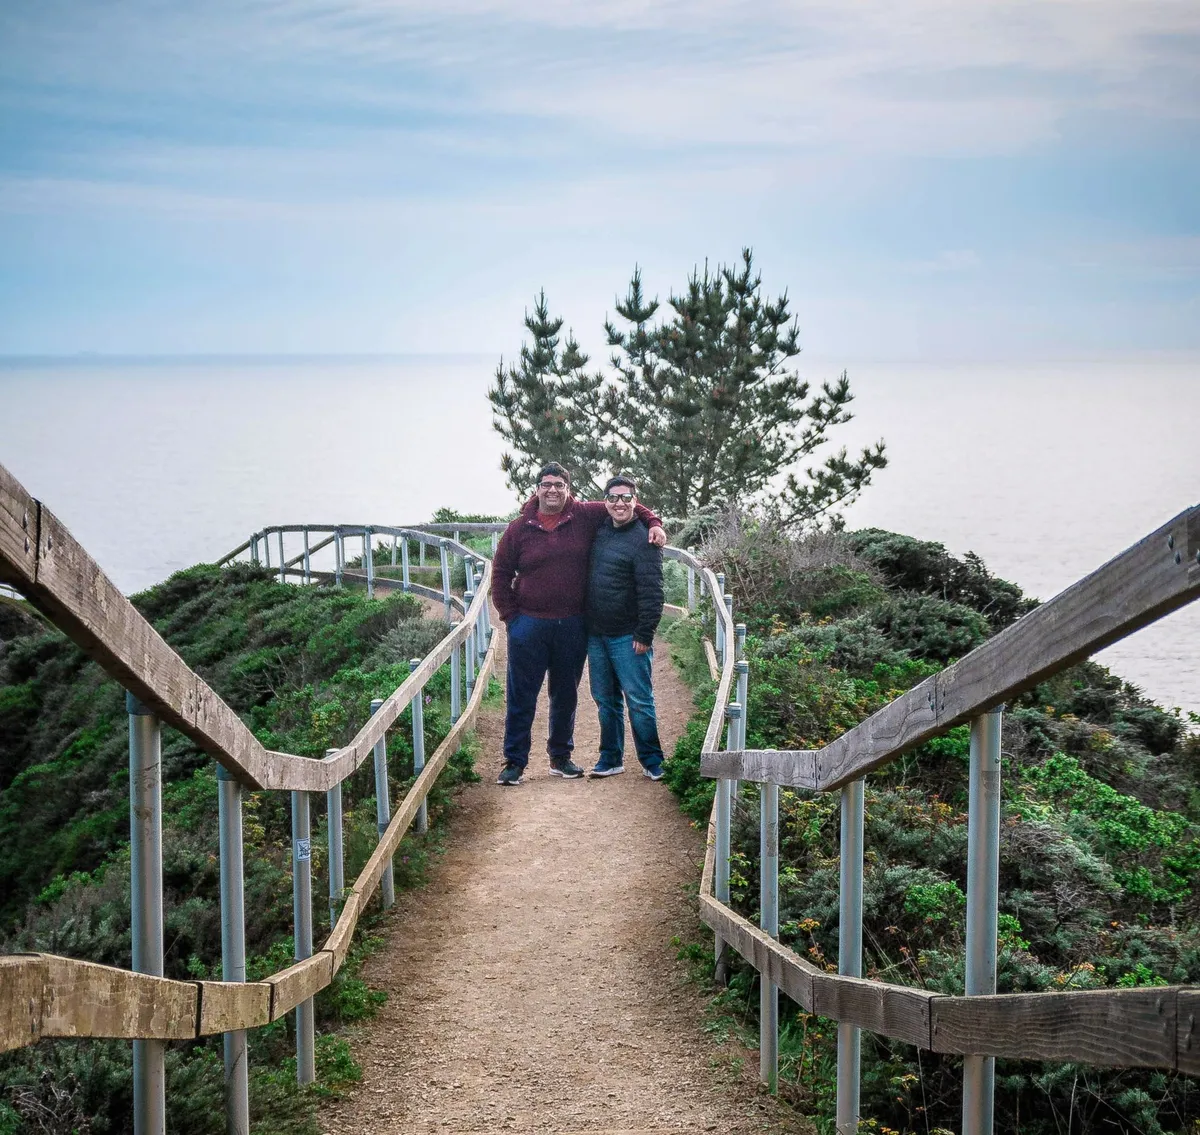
683 503 1200 1131
4 463 1198 1132
0 460 498 1131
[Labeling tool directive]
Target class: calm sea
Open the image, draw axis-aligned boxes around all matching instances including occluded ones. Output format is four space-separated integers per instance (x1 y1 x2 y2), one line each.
1 355 1197 716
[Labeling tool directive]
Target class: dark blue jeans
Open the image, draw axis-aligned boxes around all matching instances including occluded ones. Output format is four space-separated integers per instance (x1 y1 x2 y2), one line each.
586 633 664 770
503 614 588 768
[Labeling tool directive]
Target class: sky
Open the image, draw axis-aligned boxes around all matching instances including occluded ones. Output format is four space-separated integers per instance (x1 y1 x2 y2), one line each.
1 0 1198 360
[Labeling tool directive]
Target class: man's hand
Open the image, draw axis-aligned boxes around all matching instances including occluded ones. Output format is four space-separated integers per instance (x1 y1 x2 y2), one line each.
633 640 652 655
648 526 667 548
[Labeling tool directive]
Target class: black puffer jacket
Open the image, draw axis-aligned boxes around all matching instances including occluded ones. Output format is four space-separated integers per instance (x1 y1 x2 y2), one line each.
585 519 664 646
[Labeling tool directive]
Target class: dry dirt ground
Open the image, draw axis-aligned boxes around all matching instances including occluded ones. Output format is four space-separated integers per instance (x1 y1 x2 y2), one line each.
320 623 813 1135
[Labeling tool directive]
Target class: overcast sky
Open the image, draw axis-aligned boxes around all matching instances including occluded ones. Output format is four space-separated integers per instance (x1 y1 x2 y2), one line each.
2 0 1198 359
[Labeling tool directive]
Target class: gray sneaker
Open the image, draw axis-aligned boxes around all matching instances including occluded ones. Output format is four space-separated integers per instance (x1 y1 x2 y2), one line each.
549 757 584 779
497 762 524 786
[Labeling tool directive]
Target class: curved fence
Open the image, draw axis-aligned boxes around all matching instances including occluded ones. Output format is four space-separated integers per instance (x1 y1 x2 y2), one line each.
2 459 1198 1135
0 462 498 1133
679 504 1200 1133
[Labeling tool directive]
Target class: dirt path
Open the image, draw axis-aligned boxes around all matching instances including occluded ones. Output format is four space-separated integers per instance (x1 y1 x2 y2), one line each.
321 625 811 1134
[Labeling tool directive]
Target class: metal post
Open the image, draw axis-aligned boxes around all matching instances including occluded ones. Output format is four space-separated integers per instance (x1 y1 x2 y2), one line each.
303 529 311 585
264 532 271 569
365 529 375 599
419 539 425 568
760 775 779 1090
723 594 734 666
734 658 750 800
735 622 746 661
715 572 726 661
686 565 695 610
439 539 452 622
410 660 428 834
250 533 259 565
490 530 498 556
464 590 476 703
277 530 285 584
217 767 249 1135
325 749 344 933
391 534 398 566
453 527 461 544
715 703 738 974
450 639 462 724
369 699 396 908
128 693 165 1135
291 791 315 1084
963 708 1003 1135
837 778 865 1134
401 536 411 591
473 566 487 665
334 529 343 588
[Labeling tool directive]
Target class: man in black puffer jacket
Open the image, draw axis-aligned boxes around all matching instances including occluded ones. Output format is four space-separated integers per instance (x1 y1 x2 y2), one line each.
584 475 666 780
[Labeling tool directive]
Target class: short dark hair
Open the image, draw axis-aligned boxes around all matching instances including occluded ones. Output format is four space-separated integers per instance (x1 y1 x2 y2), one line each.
604 474 637 495
537 462 571 486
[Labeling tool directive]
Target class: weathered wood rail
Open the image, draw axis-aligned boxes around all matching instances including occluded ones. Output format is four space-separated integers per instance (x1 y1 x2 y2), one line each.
675 503 1200 1131
0 460 499 1132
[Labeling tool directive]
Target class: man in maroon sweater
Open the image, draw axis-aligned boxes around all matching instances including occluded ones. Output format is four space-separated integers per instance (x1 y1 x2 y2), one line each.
490 462 666 785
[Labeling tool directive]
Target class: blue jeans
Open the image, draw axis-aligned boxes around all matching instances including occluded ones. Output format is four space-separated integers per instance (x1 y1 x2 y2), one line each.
587 634 664 770
503 614 588 768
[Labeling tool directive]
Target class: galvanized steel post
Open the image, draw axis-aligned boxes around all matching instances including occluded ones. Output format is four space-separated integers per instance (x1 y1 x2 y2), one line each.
734 657 749 799
401 536 411 590
369 699 396 908
760 775 780 1091
250 533 260 565
715 702 738 975
419 538 425 568
464 588 476 703
963 708 1003 1135
391 533 398 566
410 659 428 833
365 528 375 599
735 622 747 661
439 539 452 621
303 529 311 584
217 767 249 1135
490 530 498 555
723 594 734 664
128 693 165 1135
291 791 315 1084
714 572 726 661
473 565 487 666
687 564 696 611
334 529 344 588
837 778 865 1134
325 748 344 933
277 530 285 583
450 639 462 724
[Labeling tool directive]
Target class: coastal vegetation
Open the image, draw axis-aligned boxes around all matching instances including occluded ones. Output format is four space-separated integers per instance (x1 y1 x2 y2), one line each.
662 512 1200 1134
0 561 478 1134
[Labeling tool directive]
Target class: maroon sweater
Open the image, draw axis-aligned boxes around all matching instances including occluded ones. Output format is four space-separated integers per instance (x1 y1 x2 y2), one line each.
491 497 662 623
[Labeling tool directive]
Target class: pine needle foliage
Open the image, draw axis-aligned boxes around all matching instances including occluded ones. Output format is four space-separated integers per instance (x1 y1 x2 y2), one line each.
488 249 887 527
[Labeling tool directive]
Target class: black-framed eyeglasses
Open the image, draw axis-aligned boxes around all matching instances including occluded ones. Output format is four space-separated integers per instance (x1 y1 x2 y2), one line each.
605 492 635 503
537 481 568 491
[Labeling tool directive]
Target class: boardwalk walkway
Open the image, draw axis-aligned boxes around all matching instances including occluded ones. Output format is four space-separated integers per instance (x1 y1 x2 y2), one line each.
320 629 811 1134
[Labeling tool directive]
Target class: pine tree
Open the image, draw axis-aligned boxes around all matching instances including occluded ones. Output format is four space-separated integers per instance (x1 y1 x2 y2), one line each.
487 291 609 497
491 251 887 525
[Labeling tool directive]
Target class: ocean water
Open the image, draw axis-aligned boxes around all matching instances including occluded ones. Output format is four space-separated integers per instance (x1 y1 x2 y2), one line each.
0 354 1197 716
